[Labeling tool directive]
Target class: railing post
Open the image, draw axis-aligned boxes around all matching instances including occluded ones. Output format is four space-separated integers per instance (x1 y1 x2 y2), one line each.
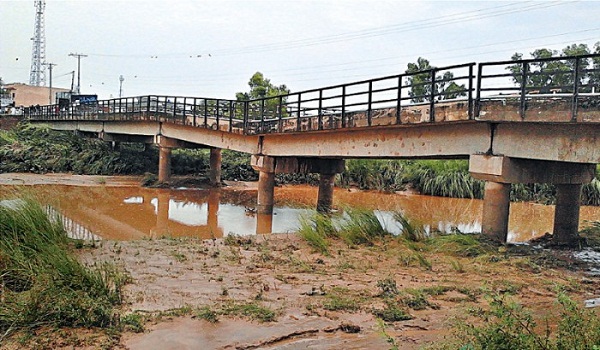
318 89 323 130
172 97 177 119
341 86 347 128
215 99 220 130
277 96 283 133
475 64 483 119
260 98 265 133
229 100 234 133
429 69 436 122
571 57 580 122
204 99 208 128
367 81 373 127
243 101 249 134
296 93 302 132
396 76 402 124
468 64 474 120
182 97 187 125
520 62 528 119
192 98 197 127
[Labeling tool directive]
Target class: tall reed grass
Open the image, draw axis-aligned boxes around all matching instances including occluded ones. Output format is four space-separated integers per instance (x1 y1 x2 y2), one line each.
0 195 127 336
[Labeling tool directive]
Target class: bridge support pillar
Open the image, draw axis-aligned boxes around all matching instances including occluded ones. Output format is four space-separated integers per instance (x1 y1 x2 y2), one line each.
317 173 336 213
158 147 172 183
552 184 582 246
470 154 595 244
257 170 275 215
481 182 511 242
209 148 222 187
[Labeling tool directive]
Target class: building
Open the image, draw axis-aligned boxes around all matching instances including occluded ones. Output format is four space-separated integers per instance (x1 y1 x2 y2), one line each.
3 83 70 107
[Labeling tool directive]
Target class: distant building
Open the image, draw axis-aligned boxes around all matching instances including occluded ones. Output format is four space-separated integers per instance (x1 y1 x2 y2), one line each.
3 83 70 107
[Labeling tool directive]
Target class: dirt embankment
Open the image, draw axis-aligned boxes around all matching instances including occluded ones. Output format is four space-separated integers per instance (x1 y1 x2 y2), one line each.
79 233 599 350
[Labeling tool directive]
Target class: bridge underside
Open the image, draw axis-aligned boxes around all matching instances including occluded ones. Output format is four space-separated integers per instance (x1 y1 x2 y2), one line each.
34 119 599 246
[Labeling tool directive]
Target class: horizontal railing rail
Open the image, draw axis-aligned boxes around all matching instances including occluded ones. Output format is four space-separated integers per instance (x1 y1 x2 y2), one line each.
26 54 600 133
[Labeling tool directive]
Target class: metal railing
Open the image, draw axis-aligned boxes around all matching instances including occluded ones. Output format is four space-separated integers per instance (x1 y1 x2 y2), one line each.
27 54 600 134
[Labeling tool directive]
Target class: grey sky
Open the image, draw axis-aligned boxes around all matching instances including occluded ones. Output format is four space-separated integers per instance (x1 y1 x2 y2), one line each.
1 0 599 100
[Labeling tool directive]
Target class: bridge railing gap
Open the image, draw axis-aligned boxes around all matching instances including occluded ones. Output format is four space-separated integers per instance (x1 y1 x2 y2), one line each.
25 54 600 130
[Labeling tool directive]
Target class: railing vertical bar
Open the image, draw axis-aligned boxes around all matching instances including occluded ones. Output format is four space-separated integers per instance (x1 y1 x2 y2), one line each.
476 64 483 118
277 96 283 133
182 97 187 125
243 101 249 134
429 70 436 122
260 98 265 133
229 100 234 133
204 99 208 128
296 93 302 132
215 99 220 130
192 98 197 127
341 86 346 128
318 89 323 130
367 81 373 127
520 62 528 119
396 76 402 124
172 97 177 119
572 57 580 122
468 64 474 120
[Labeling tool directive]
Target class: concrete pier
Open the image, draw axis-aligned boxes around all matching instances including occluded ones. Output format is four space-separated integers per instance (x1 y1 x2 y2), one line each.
257 170 275 215
481 182 511 242
317 173 336 213
470 154 595 244
158 147 172 183
209 148 222 187
552 184 582 246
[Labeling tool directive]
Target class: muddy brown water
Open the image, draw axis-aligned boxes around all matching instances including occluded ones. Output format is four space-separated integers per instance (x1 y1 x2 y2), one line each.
1 183 600 243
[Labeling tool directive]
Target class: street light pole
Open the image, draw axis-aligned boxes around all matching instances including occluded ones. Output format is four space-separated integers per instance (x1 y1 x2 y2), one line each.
68 52 87 94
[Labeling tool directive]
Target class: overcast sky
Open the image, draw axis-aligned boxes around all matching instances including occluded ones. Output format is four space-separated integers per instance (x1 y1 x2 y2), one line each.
1 0 599 99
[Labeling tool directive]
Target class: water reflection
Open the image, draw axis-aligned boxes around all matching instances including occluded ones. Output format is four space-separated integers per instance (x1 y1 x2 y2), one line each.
0 184 599 242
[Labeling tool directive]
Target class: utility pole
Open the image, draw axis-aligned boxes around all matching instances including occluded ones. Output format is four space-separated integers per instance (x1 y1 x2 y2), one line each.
69 52 87 94
119 75 124 98
44 62 56 104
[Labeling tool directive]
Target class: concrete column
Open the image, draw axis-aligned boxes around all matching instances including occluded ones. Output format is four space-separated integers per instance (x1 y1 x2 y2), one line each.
158 147 172 183
257 170 275 214
256 213 273 234
552 184 582 246
209 148 222 187
481 181 511 243
317 173 336 213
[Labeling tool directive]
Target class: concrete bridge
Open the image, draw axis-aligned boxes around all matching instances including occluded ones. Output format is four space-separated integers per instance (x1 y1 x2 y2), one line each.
27 54 600 245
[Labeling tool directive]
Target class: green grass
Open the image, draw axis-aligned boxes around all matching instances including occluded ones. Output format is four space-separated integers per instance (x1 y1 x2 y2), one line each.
433 293 600 350
0 195 127 336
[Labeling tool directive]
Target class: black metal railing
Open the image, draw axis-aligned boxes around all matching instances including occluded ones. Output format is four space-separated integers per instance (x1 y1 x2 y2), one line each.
27 54 600 134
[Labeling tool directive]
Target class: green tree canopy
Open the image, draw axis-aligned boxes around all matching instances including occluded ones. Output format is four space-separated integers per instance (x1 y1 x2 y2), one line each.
507 43 600 92
235 72 290 101
405 57 466 103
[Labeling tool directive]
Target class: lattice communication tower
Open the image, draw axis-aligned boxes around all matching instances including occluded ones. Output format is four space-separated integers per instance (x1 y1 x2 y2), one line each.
29 0 46 86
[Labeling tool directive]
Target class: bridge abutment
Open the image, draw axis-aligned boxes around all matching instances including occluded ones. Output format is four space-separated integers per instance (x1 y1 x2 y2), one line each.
470 155 595 245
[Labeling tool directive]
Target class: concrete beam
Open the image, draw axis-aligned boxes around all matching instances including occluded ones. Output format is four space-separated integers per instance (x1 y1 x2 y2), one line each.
260 121 490 159
160 122 259 154
251 155 345 174
491 122 600 163
469 155 595 184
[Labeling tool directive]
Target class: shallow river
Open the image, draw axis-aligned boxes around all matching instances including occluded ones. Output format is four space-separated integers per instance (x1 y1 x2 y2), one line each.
2 182 600 243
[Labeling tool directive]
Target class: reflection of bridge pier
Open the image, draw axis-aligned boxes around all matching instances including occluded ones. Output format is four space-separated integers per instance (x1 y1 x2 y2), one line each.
470 155 595 245
151 189 223 239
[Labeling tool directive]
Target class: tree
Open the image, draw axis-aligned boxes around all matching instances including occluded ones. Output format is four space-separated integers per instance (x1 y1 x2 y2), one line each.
507 44 593 92
405 57 466 103
236 72 290 118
